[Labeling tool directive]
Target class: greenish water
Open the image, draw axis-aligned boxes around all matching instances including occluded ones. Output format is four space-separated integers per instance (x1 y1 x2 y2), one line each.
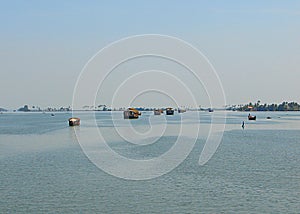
0 111 300 213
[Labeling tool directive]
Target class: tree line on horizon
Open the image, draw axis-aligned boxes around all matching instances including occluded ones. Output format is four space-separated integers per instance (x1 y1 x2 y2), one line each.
231 101 300 111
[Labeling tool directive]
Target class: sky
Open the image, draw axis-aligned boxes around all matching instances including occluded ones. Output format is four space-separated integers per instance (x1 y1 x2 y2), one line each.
1 0 300 109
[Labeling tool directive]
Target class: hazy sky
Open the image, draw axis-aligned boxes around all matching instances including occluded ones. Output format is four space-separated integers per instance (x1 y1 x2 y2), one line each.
1 0 300 109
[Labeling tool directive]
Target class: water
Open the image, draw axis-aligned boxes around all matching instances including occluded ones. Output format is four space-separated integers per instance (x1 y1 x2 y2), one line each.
1 111 300 213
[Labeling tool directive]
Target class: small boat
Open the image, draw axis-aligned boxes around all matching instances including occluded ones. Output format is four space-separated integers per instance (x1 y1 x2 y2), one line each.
166 108 174 115
208 108 214 112
248 114 256 120
154 109 163 115
124 108 140 119
266 116 272 119
51 113 55 116
178 108 186 113
69 117 80 126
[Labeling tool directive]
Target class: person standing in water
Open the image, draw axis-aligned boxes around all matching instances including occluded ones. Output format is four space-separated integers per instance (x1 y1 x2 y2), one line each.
242 121 245 130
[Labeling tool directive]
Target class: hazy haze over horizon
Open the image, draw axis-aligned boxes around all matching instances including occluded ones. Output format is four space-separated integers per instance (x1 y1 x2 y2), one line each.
1 1 299 109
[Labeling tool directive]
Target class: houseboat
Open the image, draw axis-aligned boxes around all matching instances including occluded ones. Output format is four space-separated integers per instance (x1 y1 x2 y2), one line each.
154 109 163 115
178 108 186 113
166 107 174 115
68 117 80 126
124 108 141 119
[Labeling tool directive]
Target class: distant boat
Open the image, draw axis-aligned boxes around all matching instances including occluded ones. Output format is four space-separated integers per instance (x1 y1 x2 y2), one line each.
208 108 214 112
154 109 163 115
266 116 272 119
124 108 140 119
178 108 186 113
51 113 55 116
166 108 174 115
69 117 80 126
248 114 256 120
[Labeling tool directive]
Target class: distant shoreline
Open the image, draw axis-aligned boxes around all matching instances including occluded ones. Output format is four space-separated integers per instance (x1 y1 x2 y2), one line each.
1 101 300 112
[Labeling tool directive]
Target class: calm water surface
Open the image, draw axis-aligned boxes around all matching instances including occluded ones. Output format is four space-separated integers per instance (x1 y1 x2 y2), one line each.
1 111 300 213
